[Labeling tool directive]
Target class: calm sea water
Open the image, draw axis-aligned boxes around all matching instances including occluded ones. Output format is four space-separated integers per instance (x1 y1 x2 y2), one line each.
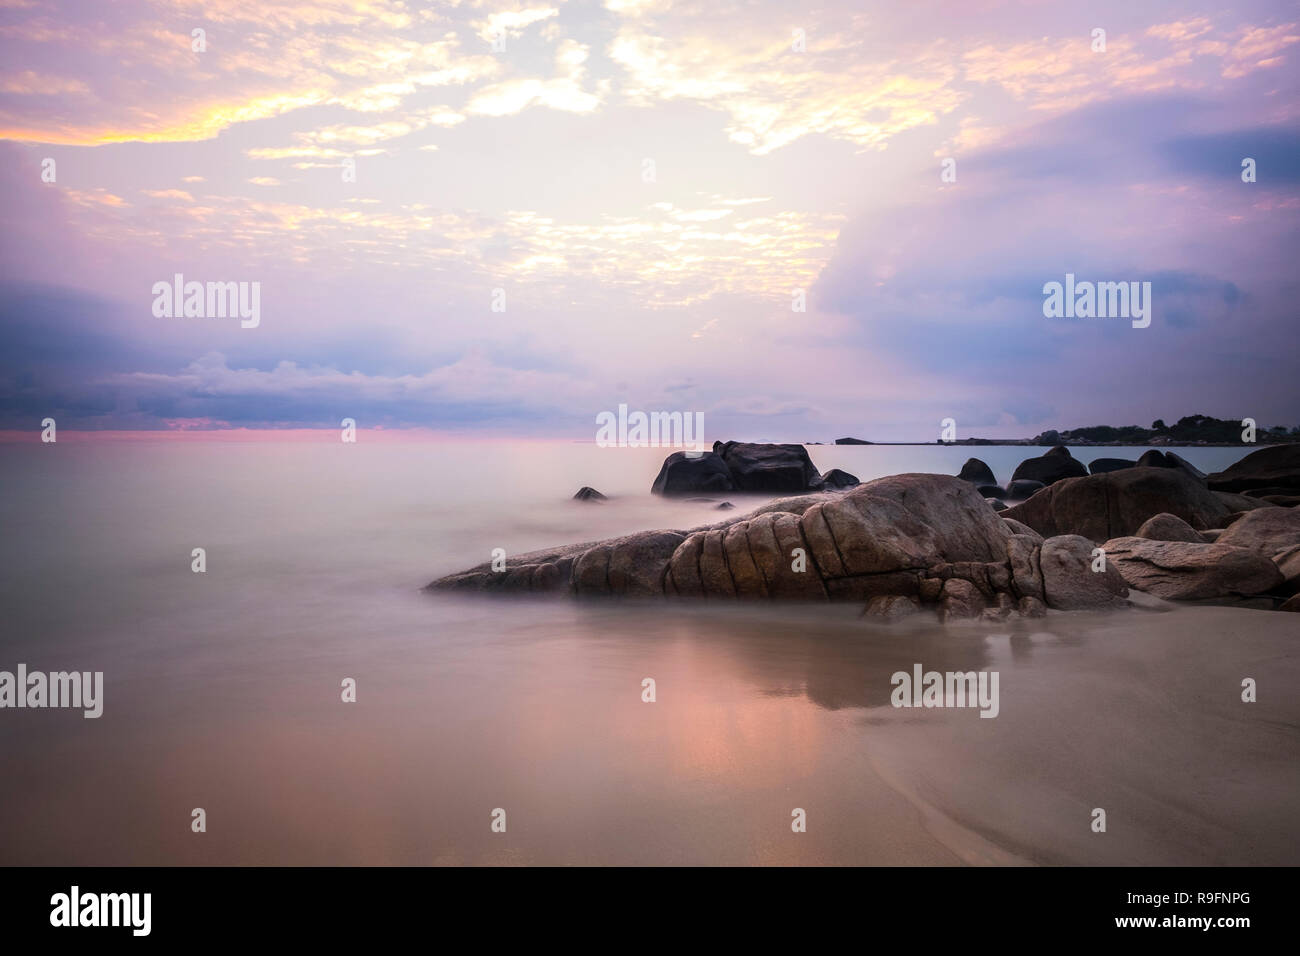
2 440 1296 865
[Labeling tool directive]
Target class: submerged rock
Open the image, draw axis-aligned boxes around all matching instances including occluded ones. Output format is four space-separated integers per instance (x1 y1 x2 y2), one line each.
573 486 608 502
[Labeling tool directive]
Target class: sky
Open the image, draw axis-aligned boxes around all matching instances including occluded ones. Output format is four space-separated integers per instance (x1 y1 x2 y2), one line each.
0 0 1297 441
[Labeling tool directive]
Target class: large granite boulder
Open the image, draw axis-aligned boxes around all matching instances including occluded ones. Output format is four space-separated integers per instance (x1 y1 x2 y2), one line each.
431 473 1129 616
1002 467 1232 542
651 451 734 496
1099 537 1284 601
1011 445 1088 486
1207 444 1300 493
652 441 857 496
1215 507 1300 555
713 441 820 492
1039 535 1128 610
957 457 996 486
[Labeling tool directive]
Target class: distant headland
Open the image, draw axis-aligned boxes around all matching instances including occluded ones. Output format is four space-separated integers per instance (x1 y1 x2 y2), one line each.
827 414 1299 447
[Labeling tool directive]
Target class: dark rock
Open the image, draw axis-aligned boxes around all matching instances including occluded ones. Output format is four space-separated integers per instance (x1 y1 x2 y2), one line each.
1002 467 1232 542
1088 457 1136 474
650 451 734 497
977 484 1008 498
817 468 860 489
835 437 872 445
1006 479 1046 500
1244 486 1300 498
1011 446 1089 486
573 486 607 502
1279 594 1300 612
1258 495 1300 507
957 457 996 485
715 502 735 511
1100 537 1284 600
712 441 821 493
1207 444 1300 493
986 498 1007 511
1212 491 1278 518
1135 513 1205 543
1136 450 1206 482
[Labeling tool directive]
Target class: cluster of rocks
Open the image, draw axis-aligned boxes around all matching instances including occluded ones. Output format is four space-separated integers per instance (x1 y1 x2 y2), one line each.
651 441 859 496
432 443 1300 619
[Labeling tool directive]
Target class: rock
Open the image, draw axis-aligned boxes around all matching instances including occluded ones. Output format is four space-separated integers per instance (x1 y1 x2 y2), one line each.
1003 467 1232 542
573 486 607 502
1166 452 1207 481
651 451 735 497
1272 545 1300 595
957 457 997 486
431 473 1130 617
1258 495 1300 508
715 502 735 511
1099 537 1284 601
1215 507 1300 555
1011 446 1088 486
1212 491 1278 515
1088 457 1136 475
1199 528 1223 542
939 578 985 621
1279 594 1300 612
1018 595 1047 618
1136 450 1206 482
1135 513 1205 544
986 498 1007 512
1006 479 1046 500
1039 535 1128 609
1002 518 1042 541
817 468 861 489
1006 534 1045 601
835 437 872 445
1207 444 1300 493
863 594 921 622
977 484 1008 498
1244 486 1300 498
713 441 821 492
